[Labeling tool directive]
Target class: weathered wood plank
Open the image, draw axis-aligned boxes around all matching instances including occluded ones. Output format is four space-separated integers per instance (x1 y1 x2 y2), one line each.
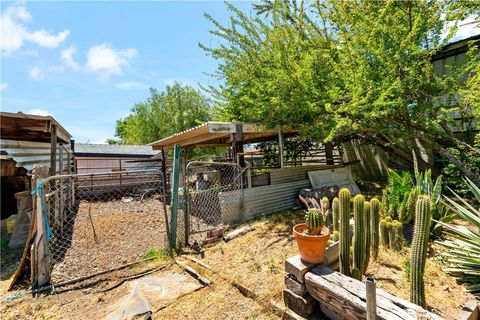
305 266 443 320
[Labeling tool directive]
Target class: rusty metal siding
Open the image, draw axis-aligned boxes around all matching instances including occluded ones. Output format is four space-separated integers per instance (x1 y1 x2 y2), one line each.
243 179 310 220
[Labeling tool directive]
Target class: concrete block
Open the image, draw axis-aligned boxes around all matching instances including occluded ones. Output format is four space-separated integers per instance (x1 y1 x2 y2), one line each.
285 256 316 283
283 289 317 318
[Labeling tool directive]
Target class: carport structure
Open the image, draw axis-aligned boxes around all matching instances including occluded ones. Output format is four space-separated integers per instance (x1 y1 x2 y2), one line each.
149 121 299 168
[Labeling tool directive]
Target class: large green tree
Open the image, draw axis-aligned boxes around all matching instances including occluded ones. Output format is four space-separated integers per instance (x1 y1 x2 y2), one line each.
113 82 211 144
201 0 480 181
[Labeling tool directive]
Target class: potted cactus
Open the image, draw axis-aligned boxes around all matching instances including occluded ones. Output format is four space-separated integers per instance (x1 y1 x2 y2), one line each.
293 197 331 264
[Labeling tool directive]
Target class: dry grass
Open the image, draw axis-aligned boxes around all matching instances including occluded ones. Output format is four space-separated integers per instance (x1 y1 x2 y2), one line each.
367 245 474 319
0 209 474 320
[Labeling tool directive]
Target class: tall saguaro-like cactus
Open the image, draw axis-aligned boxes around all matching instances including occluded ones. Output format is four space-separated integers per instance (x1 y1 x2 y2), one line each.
363 201 371 274
338 188 351 277
352 194 365 280
370 198 380 260
410 195 432 308
332 197 340 234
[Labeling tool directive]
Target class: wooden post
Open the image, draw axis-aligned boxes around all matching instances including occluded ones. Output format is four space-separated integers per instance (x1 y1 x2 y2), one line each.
232 124 244 167
247 165 252 188
32 164 51 288
49 124 57 177
366 276 377 320
58 144 64 234
170 144 181 250
325 142 334 165
278 126 284 168
161 147 170 243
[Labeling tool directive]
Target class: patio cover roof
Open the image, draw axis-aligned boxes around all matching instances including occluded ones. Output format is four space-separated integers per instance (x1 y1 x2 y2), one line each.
149 121 297 150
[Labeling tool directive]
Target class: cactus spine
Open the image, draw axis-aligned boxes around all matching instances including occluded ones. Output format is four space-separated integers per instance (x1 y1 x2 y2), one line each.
370 198 380 260
338 188 351 276
332 197 340 234
379 219 388 246
306 208 324 235
352 194 365 280
410 195 431 308
363 201 371 274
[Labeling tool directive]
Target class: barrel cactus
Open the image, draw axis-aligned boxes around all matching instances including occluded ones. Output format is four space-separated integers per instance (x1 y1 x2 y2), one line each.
338 188 352 276
352 194 365 280
410 195 431 308
370 198 380 260
306 208 325 235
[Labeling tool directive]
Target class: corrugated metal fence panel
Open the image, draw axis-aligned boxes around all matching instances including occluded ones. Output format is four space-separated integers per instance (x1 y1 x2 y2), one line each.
269 165 346 185
1 139 72 173
341 140 388 180
242 179 311 220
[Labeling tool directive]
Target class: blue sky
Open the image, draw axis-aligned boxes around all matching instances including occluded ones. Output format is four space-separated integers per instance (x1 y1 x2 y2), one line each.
1 2 478 144
1 1 253 143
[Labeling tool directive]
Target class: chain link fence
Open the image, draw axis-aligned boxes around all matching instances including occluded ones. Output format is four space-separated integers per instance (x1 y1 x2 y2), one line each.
184 162 245 244
43 169 167 283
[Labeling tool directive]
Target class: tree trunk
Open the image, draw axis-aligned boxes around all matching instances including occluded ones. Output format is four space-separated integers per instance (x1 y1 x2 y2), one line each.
429 140 480 183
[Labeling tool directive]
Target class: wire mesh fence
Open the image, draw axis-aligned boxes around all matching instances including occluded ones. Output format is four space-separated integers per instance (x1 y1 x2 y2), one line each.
184 162 245 244
43 169 168 284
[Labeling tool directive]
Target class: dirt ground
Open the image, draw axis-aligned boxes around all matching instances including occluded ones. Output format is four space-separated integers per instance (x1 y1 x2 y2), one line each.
0 209 475 319
48 197 169 283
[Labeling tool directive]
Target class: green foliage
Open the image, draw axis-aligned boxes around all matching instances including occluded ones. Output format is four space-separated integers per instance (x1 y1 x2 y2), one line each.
202 0 480 181
370 198 380 260
338 188 352 276
114 82 211 144
410 195 432 307
436 177 480 296
352 194 365 280
384 169 413 220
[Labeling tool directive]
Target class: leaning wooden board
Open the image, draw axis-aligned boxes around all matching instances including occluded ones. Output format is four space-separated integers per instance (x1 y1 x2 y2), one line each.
305 265 443 320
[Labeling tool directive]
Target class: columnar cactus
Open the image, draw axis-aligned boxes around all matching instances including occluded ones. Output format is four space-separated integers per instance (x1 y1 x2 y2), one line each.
363 201 371 274
394 220 404 250
338 188 351 277
332 197 340 234
352 194 365 280
387 221 394 249
379 219 388 246
306 208 324 235
370 198 380 260
406 187 418 222
320 196 330 219
410 195 432 308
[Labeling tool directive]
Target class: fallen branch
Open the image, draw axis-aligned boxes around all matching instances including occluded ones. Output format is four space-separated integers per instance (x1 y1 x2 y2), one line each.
175 259 212 286
223 225 254 242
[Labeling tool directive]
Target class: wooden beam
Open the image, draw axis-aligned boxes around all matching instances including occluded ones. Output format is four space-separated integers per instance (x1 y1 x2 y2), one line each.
304 266 443 320
49 125 57 176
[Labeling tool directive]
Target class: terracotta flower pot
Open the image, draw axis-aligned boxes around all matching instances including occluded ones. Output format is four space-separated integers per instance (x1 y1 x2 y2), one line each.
293 223 330 264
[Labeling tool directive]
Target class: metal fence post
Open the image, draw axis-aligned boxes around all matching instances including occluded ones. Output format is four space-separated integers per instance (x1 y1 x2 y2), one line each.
170 144 181 250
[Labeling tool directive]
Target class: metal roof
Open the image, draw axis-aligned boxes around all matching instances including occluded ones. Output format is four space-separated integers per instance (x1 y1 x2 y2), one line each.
0 111 72 144
149 121 298 150
74 143 158 157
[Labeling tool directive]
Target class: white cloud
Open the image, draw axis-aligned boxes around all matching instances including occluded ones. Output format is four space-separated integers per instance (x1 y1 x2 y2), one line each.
0 82 8 91
25 29 70 49
29 66 44 80
85 43 137 78
27 108 53 117
61 46 80 71
29 65 64 81
0 4 69 54
115 81 146 89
